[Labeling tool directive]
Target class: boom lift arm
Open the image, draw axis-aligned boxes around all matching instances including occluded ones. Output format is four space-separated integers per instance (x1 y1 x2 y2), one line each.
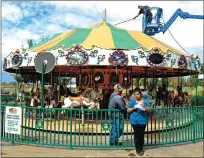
160 8 204 34
142 7 204 36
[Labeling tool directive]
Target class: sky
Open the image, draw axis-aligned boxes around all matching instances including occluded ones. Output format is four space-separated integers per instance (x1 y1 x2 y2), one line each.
1 1 204 82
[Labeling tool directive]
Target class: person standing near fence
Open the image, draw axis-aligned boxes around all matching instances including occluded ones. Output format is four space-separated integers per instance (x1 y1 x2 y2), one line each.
127 88 151 156
108 84 126 146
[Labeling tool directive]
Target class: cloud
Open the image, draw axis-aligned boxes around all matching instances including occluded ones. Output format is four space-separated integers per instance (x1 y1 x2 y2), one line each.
2 3 23 23
64 13 96 28
114 1 203 50
47 24 62 32
2 28 40 58
43 1 203 49
2 38 23 57
2 1 203 59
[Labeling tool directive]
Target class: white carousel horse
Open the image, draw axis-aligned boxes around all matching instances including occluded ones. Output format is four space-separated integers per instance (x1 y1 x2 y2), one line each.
62 88 102 109
62 96 82 108
30 96 40 107
82 88 102 109
81 96 100 109
62 95 100 109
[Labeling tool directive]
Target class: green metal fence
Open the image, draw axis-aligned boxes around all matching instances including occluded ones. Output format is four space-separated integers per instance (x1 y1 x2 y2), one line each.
1 105 203 149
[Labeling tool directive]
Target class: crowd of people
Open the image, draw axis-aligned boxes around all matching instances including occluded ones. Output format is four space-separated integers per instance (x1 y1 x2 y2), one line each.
26 84 103 109
26 84 68 108
127 84 190 108
154 84 189 107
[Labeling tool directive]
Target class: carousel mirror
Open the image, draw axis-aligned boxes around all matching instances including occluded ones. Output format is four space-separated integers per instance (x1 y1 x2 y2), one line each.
147 50 165 66
63 78 69 85
12 54 23 67
81 72 89 86
94 72 104 84
109 72 119 86
123 72 129 86
149 54 163 64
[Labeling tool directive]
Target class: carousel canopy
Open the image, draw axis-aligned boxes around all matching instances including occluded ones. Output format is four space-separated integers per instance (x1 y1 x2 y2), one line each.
29 20 188 56
5 19 201 79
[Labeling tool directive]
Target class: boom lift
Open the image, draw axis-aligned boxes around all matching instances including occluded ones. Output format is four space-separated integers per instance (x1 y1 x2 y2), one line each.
142 8 204 36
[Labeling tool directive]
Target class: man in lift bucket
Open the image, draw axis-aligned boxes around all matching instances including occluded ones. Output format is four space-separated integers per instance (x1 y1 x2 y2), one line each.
133 5 153 24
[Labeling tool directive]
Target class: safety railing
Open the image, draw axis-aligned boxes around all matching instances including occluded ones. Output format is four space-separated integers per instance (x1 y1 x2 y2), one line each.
1 105 203 149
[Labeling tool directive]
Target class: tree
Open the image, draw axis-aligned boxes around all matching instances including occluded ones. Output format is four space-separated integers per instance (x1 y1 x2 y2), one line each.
133 78 141 88
9 81 16 85
12 74 24 87
188 75 197 88
187 63 204 87
27 39 34 48
200 63 204 74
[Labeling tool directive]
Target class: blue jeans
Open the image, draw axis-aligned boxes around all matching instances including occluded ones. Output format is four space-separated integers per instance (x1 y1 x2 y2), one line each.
109 118 124 144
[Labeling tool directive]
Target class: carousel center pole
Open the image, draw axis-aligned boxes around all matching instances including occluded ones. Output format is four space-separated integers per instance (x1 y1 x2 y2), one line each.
103 8 106 21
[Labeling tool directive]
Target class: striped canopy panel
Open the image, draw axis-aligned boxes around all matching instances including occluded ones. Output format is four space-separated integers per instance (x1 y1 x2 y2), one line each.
30 20 188 56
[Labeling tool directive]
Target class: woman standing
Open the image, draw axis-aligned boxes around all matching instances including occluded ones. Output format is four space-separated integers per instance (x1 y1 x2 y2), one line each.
127 88 151 156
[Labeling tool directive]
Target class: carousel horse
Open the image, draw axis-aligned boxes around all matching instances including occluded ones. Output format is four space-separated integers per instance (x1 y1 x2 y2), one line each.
45 99 57 108
81 88 101 109
155 87 169 107
173 90 182 107
183 92 189 106
30 95 40 107
167 90 174 107
62 96 82 108
62 88 101 109
62 96 99 109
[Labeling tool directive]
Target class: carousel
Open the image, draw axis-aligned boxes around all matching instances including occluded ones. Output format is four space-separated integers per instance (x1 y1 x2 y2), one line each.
3 16 201 109
2 13 203 149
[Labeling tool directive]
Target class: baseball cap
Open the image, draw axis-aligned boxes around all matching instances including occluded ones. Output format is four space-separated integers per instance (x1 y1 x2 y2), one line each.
114 84 123 91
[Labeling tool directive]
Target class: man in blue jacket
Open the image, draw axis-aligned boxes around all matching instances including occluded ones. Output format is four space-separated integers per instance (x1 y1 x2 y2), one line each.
108 84 126 146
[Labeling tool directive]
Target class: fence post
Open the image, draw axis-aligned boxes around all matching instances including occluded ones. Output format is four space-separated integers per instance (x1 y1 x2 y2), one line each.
192 107 196 144
1 107 4 138
195 78 198 106
69 109 73 150
10 133 15 145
